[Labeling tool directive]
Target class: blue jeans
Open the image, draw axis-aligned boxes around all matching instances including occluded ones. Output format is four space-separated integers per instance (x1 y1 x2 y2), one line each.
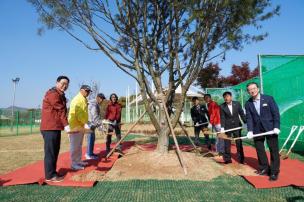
86 132 95 156
213 124 225 153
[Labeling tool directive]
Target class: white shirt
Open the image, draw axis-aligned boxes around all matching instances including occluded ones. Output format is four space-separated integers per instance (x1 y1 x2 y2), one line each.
227 102 233 115
253 94 261 115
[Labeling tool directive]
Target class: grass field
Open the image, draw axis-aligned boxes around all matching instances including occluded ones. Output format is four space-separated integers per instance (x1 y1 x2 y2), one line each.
0 125 304 202
0 126 40 137
1 177 304 202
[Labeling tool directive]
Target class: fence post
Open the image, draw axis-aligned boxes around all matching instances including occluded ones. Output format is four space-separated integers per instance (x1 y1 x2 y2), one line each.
240 89 244 108
16 111 19 135
30 111 33 134
0 109 2 128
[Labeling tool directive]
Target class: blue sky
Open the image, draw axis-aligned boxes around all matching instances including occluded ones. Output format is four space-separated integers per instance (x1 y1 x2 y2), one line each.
0 0 304 108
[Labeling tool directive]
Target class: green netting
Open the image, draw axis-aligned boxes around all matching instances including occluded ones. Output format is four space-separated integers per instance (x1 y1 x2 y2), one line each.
205 77 260 108
205 55 304 151
261 55 304 150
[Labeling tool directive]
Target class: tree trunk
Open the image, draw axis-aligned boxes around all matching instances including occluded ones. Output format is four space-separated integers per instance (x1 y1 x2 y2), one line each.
156 101 169 154
156 127 169 154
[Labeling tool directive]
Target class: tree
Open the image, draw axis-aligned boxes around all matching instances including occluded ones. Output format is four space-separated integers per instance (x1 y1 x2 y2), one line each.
250 66 260 78
195 63 225 88
29 0 279 154
224 62 259 86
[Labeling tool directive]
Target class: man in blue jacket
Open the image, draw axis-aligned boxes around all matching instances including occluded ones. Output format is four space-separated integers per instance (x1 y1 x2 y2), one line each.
245 82 280 181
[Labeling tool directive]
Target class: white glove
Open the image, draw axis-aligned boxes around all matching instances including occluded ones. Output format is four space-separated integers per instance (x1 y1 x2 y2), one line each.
84 124 90 129
247 131 254 139
97 125 103 131
113 120 117 125
195 122 199 127
273 128 280 134
64 125 70 132
208 123 212 129
220 128 225 133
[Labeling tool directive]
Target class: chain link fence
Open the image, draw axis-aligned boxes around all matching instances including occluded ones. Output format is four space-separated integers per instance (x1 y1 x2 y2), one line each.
0 109 41 136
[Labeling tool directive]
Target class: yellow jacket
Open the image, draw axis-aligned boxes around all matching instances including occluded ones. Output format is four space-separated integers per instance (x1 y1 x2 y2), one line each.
68 92 88 130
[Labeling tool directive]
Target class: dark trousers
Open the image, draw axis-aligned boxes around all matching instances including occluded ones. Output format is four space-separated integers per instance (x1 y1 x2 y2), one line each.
194 126 210 147
41 130 61 179
254 134 280 175
106 125 122 151
223 131 244 162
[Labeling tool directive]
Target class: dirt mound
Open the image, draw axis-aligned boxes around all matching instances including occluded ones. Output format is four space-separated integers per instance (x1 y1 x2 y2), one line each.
102 147 258 181
71 170 105 182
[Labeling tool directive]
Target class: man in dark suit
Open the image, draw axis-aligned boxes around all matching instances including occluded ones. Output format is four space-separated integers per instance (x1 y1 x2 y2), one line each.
220 91 246 164
190 97 211 149
245 82 280 181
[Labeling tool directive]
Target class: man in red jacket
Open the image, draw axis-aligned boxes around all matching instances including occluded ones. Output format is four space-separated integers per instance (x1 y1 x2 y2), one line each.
40 76 70 182
204 94 224 155
105 93 122 155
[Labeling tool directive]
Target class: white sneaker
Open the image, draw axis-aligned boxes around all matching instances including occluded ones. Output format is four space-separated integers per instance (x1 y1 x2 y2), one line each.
85 154 98 160
78 161 89 166
71 164 85 170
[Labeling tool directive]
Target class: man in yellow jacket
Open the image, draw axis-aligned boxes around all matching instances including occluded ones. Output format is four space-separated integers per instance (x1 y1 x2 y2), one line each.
68 85 91 170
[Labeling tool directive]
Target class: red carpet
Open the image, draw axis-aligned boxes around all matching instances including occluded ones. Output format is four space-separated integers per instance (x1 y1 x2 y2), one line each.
0 141 134 187
213 144 304 189
141 143 304 189
239 145 304 189
1 141 303 189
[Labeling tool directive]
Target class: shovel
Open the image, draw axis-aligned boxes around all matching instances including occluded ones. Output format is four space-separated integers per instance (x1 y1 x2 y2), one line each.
203 126 244 140
233 130 275 141
194 121 209 127
280 126 304 160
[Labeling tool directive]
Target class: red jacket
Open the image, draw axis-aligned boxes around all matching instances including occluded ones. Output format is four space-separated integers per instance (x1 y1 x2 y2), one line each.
40 87 68 130
105 102 121 122
207 100 221 125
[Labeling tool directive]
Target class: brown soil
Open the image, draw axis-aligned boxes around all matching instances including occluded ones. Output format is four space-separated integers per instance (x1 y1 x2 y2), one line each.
71 170 106 182
121 123 194 136
99 146 258 181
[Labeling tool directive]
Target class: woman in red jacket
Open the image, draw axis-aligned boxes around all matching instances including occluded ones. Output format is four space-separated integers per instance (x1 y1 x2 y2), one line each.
105 93 122 155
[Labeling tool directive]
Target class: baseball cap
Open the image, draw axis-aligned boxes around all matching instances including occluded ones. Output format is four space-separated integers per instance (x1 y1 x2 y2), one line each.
97 93 106 99
80 85 92 92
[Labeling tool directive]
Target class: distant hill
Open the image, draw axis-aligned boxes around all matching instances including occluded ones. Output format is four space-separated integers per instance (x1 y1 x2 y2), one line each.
2 106 29 112
0 106 30 117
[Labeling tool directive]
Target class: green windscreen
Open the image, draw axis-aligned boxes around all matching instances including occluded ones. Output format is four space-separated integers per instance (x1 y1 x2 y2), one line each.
206 77 260 108
261 55 304 150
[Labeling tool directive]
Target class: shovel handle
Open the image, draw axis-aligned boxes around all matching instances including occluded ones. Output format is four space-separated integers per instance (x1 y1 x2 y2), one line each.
234 131 274 140
203 126 244 135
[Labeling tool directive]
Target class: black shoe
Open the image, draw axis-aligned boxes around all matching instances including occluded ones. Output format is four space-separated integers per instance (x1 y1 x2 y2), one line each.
224 160 232 164
257 169 269 176
194 142 201 147
105 149 110 157
45 175 64 183
207 145 212 150
269 174 278 181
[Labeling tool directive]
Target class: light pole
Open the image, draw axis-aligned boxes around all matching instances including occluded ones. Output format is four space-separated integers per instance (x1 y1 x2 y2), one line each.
11 77 20 131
